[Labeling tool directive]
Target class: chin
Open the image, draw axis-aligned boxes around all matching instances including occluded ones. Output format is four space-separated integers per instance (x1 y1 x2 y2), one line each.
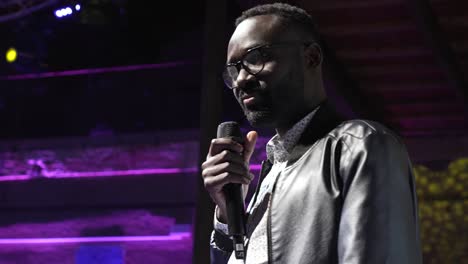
245 110 275 127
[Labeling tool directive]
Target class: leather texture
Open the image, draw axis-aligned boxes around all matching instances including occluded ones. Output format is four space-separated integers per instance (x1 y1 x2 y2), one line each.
211 103 422 264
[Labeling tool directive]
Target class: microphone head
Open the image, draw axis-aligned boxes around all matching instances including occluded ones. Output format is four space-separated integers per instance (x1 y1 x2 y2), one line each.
217 121 244 143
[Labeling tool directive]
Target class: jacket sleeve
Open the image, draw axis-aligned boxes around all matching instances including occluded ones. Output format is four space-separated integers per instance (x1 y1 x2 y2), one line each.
210 229 233 264
210 206 233 264
338 132 422 264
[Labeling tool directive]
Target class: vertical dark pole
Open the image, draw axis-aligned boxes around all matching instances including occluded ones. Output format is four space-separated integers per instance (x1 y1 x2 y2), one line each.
193 0 227 263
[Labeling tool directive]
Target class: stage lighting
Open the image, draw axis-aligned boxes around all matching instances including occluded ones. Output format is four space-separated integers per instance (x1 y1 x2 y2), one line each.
6 48 17 63
54 6 77 18
55 10 63 17
75 4 81 11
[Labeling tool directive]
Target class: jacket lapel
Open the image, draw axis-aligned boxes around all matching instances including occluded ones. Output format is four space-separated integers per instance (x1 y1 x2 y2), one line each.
288 101 346 166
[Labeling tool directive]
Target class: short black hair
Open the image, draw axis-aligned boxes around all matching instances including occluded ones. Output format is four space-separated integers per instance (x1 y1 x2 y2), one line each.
235 3 321 44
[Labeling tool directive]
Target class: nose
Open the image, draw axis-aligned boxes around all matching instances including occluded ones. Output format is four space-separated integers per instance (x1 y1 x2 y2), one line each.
234 68 258 93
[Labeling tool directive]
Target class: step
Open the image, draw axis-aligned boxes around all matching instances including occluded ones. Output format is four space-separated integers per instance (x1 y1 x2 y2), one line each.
0 210 175 238
0 173 196 209
0 231 192 264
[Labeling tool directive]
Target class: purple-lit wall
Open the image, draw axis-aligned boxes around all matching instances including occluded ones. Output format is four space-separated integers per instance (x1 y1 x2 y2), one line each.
0 128 272 264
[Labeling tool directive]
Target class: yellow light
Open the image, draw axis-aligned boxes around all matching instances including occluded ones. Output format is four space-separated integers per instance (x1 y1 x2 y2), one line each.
6 48 17 63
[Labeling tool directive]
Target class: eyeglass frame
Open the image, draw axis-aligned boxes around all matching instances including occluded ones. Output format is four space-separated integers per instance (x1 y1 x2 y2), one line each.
222 41 313 89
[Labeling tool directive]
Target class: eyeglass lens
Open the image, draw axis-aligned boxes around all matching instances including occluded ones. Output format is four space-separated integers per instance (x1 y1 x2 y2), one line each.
224 49 264 88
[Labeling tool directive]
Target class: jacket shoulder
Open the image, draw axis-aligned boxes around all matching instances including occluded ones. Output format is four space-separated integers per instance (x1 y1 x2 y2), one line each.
329 119 399 141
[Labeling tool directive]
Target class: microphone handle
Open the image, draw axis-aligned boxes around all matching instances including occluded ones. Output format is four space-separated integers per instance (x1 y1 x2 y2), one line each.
216 121 246 259
224 183 246 259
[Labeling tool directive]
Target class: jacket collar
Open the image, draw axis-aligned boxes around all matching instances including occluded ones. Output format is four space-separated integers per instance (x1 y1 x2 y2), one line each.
287 100 346 165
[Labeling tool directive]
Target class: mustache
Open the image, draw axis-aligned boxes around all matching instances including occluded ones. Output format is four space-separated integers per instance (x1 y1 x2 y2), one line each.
244 80 261 91
234 79 261 93
236 84 262 100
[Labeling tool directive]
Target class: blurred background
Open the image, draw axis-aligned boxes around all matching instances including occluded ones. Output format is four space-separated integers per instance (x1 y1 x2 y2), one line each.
0 0 467 263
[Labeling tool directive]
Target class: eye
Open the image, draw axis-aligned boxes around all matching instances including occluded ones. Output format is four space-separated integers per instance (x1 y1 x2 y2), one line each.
259 48 271 59
243 49 263 67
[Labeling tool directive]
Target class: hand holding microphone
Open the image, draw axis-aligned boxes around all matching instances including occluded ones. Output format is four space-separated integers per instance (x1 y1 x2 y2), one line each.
201 122 257 259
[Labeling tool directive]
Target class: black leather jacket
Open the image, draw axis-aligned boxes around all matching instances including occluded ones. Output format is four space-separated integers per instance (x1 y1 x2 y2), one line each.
211 104 422 264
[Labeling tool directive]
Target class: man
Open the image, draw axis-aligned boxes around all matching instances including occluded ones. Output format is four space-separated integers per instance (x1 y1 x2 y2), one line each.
201 3 422 263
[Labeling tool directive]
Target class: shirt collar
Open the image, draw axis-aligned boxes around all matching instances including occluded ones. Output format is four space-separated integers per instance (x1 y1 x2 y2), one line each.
266 106 320 163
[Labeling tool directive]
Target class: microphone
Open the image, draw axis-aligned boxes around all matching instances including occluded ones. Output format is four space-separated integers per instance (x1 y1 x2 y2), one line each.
217 121 246 259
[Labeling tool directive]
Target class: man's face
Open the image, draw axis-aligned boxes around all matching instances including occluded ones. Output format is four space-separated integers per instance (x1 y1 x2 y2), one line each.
226 15 309 128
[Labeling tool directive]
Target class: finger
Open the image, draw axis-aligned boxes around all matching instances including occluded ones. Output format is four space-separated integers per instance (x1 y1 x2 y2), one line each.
208 138 244 157
202 150 247 171
248 171 255 180
202 161 250 181
204 171 251 192
243 131 258 162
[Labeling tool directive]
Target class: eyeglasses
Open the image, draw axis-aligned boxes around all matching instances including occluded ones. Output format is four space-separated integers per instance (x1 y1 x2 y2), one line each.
222 42 311 89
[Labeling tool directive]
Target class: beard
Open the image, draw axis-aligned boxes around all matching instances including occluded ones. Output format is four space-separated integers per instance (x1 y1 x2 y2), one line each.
235 72 302 128
234 85 275 127
239 96 278 127
244 109 275 127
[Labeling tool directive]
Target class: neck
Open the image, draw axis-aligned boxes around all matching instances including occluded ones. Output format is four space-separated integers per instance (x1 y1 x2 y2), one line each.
276 127 290 138
275 115 306 137
274 101 322 137
275 113 305 137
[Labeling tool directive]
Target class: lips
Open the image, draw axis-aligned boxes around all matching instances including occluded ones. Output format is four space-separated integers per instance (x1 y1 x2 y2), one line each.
238 90 268 110
242 95 255 106
241 94 267 110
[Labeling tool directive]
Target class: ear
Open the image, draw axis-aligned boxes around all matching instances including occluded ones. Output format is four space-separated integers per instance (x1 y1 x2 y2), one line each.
304 43 322 68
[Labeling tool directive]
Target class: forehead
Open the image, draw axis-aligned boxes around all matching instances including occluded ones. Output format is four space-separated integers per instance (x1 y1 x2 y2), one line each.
227 15 295 61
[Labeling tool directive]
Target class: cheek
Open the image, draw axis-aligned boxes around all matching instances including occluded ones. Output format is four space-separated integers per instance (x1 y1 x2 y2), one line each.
260 60 301 105
262 60 278 72
262 61 287 89
274 70 304 110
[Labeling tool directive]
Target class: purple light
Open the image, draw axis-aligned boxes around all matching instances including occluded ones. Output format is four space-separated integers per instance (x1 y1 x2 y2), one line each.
0 175 30 182
0 164 262 182
75 4 81 11
0 61 194 80
0 232 191 244
65 7 73 15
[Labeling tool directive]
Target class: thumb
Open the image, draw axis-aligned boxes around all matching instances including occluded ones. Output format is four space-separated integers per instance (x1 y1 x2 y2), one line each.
243 131 258 163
